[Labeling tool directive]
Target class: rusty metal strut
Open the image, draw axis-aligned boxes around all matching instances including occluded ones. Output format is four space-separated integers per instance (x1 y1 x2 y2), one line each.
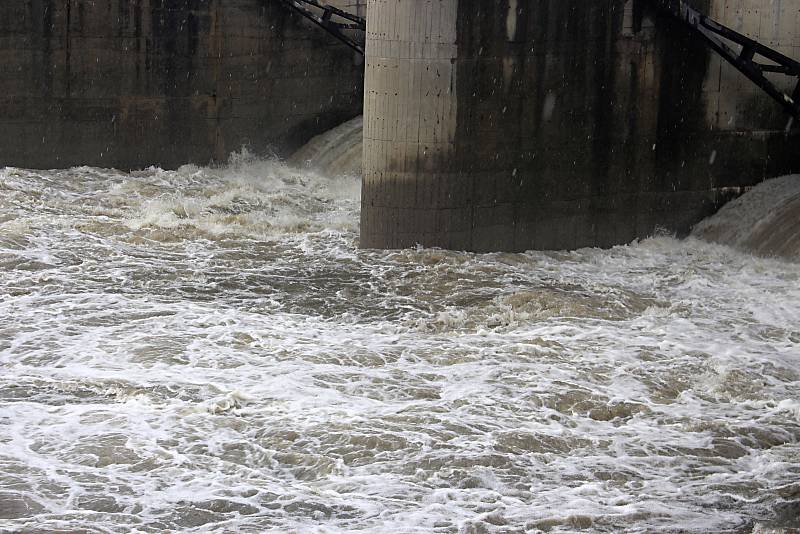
279 0 366 55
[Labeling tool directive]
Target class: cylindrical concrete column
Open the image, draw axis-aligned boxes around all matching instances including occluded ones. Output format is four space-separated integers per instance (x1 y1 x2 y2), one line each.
360 0 799 252
360 0 465 249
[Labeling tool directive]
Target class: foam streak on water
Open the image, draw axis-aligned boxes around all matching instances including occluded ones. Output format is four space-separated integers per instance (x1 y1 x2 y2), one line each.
0 157 799 533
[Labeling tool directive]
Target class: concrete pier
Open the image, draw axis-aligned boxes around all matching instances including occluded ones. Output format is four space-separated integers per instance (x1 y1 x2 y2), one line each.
360 0 800 251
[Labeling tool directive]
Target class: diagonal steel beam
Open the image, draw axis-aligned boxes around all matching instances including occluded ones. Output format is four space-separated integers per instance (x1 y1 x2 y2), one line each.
278 0 365 55
649 0 800 123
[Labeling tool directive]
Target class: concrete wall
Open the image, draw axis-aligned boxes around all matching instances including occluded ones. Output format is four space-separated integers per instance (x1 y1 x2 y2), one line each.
361 0 800 252
0 0 365 169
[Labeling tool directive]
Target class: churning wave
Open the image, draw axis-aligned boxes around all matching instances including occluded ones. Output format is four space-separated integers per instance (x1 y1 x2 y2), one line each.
1 155 799 534
119 149 362 240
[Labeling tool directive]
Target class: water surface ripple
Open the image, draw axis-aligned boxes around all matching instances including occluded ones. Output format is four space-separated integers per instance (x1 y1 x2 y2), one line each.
1 159 798 533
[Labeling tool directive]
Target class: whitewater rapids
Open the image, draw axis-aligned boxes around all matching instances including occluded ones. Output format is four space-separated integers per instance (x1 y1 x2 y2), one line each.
0 156 798 533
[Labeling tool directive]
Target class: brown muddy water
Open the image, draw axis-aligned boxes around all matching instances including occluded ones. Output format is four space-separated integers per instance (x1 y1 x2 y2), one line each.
1 157 798 533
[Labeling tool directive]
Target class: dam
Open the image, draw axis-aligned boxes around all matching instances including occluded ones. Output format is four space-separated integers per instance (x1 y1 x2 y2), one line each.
2 0 798 251
1 1 800 533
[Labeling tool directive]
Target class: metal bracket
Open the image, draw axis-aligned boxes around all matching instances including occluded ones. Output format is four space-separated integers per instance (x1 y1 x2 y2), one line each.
278 0 366 55
650 0 800 123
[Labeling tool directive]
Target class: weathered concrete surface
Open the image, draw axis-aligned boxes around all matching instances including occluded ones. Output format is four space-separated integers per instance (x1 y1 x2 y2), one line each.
360 0 800 251
0 0 365 169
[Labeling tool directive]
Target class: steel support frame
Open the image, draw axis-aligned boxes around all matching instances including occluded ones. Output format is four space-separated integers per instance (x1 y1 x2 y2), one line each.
650 0 800 123
279 0 799 122
279 0 366 55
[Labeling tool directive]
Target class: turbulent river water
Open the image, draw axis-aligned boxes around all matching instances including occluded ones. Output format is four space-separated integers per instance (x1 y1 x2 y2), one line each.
0 156 798 534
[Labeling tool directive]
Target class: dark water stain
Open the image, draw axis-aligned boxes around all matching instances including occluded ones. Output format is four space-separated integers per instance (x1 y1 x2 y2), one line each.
65 0 71 97
651 0 712 191
35 0 55 97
